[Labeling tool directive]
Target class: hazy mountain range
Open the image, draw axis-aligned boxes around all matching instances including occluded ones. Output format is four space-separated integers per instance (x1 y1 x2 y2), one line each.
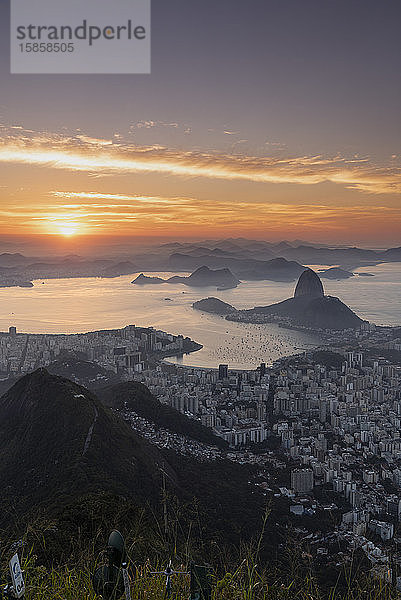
0 238 399 288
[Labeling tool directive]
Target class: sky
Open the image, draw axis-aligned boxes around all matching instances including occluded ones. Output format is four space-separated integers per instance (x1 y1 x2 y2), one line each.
0 0 400 249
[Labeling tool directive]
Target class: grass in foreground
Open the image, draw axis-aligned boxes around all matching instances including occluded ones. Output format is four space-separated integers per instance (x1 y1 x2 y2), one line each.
9 550 401 600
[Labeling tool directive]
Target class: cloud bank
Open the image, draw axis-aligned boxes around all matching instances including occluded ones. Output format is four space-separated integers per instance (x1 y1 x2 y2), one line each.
0 126 400 195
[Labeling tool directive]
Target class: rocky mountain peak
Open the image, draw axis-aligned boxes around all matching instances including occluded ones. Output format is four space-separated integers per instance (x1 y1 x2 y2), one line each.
294 268 324 298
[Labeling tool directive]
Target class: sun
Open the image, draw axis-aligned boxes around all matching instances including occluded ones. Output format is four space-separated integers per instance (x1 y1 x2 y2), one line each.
43 216 84 237
58 224 79 237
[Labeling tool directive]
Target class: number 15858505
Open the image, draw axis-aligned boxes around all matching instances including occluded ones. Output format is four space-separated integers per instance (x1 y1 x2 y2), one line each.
19 42 74 52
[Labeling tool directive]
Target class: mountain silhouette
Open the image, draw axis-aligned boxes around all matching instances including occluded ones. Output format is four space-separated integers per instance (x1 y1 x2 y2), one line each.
242 269 364 330
0 369 173 523
132 266 240 288
0 370 264 542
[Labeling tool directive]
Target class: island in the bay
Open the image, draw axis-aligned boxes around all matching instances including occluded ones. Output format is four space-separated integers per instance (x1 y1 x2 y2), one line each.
132 265 241 289
318 267 355 279
192 297 237 315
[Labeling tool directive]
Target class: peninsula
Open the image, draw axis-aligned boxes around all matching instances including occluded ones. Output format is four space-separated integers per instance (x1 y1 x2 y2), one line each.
228 269 364 330
194 269 365 331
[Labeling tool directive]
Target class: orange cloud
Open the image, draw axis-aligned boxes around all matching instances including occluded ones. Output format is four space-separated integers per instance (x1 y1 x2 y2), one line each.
0 126 400 194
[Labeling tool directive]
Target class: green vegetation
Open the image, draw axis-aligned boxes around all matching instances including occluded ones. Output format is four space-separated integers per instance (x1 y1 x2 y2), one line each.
311 351 345 369
0 496 397 600
1 498 399 600
365 348 401 367
3 538 400 600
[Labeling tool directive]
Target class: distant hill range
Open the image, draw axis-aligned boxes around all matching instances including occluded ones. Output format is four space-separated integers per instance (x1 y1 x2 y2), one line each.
0 253 140 288
156 239 401 272
197 269 365 330
168 255 305 282
132 266 241 289
0 239 398 287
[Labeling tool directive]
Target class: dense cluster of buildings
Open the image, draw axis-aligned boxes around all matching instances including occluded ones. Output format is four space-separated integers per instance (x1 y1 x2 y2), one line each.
138 360 270 447
272 347 401 532
131 323 401 571
0 324 192 376
265 331 401 574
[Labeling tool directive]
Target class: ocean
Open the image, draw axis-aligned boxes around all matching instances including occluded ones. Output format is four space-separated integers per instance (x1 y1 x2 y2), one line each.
0 262 399 370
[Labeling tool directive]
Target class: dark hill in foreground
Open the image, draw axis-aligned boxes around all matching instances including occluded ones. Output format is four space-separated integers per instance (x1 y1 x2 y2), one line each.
0 370 263 546
0 369 170 523
46 355 121 389
294 268 324 298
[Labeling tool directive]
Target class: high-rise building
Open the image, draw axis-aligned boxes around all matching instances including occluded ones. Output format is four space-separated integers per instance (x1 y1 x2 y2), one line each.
291 469 314 493
386 497 401 520
218 364 228 380
257 401 267 423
